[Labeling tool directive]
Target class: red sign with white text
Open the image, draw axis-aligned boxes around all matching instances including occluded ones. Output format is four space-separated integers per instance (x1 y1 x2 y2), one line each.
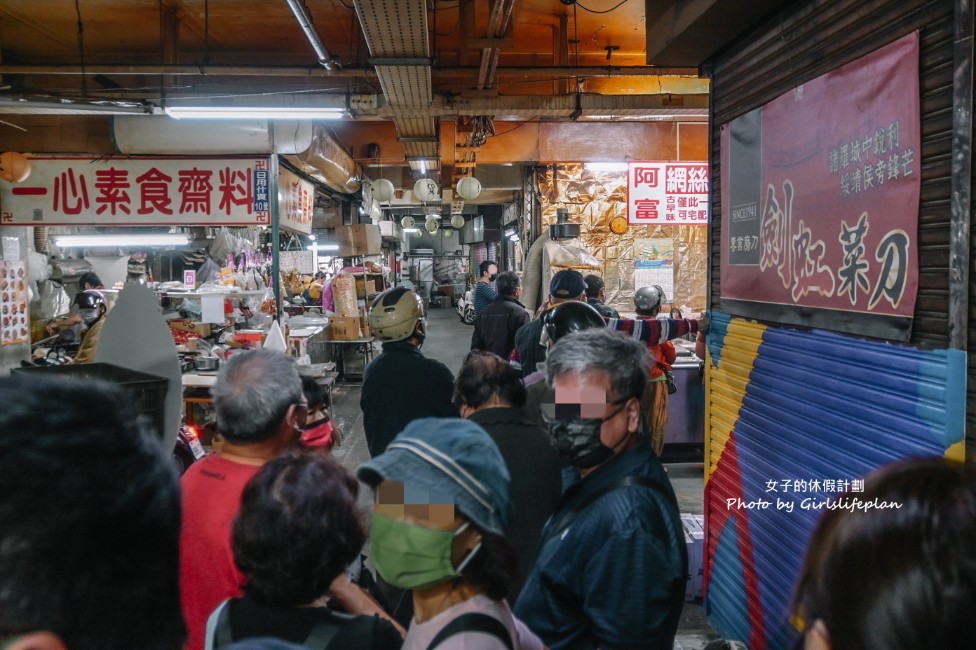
0 156 273 226
628 161 709 225
279 166 314 235
720 33 920 340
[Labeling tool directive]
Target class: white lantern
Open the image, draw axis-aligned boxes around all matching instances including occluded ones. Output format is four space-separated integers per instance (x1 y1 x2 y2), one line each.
401 215 416 228
444 229 454 238
455 176 482 201
425 217 440 233
371 178 395 203
414 178 440 203
414 229 424 238
450 214 465 229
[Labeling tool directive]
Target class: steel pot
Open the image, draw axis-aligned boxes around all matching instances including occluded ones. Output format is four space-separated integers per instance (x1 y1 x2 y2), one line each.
193 356 220 371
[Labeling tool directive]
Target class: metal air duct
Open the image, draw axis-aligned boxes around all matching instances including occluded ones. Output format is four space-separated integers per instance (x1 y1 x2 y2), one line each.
112 116 361 194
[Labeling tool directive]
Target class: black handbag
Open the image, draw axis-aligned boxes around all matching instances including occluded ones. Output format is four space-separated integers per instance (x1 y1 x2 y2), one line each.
663 368 678 395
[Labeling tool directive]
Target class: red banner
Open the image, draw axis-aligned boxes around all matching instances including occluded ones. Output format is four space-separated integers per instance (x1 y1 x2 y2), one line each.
720 33 920 340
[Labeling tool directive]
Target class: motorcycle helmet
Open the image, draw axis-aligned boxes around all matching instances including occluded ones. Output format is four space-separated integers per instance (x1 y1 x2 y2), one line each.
543 300 605 344
634 285 666 313
368 286 425 342
73 289 106 310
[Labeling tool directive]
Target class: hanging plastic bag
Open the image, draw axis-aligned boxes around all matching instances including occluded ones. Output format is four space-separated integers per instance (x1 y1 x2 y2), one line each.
34 279 71 320
197 257 222 284
263 320 287 353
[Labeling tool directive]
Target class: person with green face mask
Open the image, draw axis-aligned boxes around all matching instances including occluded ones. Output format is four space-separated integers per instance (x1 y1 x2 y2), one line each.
357 418 545 650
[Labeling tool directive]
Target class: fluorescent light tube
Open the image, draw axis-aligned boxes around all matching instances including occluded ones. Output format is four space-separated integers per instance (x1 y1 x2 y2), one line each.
164 106 345 120
403 228 420 233
54 234 191 247
311 243 339 251
583 162 629 172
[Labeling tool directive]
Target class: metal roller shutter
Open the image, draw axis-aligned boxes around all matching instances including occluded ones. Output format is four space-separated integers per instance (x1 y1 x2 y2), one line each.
703 1 968 648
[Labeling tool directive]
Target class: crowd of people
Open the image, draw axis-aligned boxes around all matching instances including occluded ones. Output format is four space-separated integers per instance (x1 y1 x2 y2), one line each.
1 266 972 650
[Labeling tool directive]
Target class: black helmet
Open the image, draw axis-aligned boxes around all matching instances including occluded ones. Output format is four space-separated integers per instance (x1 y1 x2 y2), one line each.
73 290 106 310
543 300 605 344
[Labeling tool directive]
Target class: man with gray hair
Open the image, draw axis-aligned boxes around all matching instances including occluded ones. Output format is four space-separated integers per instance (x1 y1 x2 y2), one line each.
180 349 307 650
471 270 530 359
514 328 687 650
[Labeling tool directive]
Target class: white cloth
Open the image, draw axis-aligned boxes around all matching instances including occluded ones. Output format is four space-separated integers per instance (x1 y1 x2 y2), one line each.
402 594 544 650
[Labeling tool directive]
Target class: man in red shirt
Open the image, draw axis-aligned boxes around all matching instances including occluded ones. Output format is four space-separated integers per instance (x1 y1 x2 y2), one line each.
179 348 307 650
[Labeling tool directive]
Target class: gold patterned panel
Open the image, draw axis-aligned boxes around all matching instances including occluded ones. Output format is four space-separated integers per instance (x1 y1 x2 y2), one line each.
538 164 708 313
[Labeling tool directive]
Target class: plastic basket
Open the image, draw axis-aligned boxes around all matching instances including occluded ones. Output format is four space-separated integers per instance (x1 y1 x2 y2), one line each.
13 362 169 439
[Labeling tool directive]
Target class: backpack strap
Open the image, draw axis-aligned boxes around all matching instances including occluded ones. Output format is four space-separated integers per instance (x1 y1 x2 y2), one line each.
304 616 342 649
549 475 663 536
207 598 342 650
426 613 514 650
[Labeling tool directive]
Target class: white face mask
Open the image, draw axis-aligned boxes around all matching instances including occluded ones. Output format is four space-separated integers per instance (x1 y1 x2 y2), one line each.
79 308 100 326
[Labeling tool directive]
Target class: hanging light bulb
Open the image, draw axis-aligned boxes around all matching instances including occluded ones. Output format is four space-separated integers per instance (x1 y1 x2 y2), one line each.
414 229 424 239
450 214 465 229
425 217 440 234
444 229 454 238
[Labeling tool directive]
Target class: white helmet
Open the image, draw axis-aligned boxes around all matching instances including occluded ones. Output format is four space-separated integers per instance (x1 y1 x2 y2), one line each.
367 287 425 342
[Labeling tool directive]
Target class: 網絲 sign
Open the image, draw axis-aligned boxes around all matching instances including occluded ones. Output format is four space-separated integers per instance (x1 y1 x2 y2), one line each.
628 161 709 226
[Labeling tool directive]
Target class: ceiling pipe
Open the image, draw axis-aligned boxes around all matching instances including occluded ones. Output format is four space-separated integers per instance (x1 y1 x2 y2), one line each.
0 64 698 79
284 0 338 70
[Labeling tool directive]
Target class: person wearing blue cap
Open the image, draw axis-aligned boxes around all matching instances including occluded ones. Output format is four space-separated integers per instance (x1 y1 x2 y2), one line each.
357 418 545 650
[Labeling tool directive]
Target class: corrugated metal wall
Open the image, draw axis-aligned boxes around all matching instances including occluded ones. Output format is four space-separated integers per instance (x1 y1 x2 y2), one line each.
704 1 969 648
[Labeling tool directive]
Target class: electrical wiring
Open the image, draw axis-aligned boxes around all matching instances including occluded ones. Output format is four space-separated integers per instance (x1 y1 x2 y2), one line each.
576 0 633 15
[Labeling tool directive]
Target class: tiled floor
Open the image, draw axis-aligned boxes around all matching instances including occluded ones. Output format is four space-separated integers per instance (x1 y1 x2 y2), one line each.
330 305 724 649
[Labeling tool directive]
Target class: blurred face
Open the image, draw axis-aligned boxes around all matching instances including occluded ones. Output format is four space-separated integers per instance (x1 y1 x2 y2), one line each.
544 370 641 472
375 479 456 530
483 264 497 280
373 480 481 569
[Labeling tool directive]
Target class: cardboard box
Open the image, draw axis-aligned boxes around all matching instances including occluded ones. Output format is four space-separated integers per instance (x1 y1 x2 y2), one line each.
681 514 705 601
231 329 265 348
169 320 212 337
327 316 362 341
336 224 382 256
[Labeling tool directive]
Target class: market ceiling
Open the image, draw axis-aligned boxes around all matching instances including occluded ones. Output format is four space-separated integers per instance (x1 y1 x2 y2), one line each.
0 0 788 179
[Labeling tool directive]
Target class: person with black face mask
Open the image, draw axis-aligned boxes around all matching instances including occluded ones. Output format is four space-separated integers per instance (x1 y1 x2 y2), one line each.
71 290 108 364
514 328 687 650
473 260 498 318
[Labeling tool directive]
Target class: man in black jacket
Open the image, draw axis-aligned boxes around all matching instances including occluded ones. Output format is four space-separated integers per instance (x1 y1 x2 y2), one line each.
584 273 620 319
471 271 530 359
361 286 458 457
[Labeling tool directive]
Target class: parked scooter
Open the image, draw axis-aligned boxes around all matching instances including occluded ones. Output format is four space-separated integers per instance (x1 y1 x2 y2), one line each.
456 288 476 325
